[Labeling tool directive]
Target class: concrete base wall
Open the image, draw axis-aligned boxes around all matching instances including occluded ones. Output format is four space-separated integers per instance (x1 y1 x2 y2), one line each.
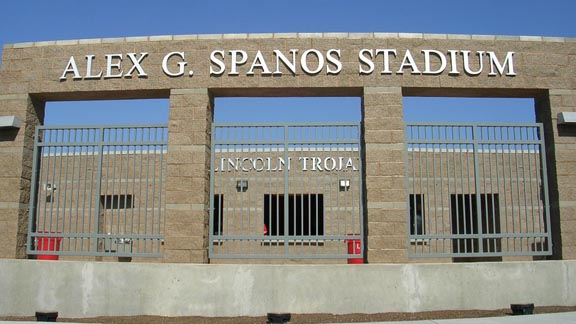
1 260 575 318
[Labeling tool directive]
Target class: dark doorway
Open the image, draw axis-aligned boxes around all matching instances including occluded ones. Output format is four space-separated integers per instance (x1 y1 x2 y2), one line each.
451 194 502 260
263 194 324 236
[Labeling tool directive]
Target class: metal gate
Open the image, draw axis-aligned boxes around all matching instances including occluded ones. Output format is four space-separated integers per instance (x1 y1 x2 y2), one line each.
209 123 363 259
405 123 552 258
27 125 168 258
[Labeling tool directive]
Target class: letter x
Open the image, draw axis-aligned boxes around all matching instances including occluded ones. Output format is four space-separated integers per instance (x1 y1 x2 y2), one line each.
125 52 149 77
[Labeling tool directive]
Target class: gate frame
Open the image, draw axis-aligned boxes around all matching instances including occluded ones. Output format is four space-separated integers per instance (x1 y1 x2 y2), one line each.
405 122 553 258
27 124 168 258
208 122 365 260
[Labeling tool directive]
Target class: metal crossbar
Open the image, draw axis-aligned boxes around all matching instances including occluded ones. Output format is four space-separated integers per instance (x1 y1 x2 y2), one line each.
405 123 552 258
209 123 363 259
27 125 168 258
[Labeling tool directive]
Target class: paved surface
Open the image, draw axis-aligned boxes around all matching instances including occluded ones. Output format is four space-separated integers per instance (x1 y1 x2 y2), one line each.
2 312 576 323
355 312 576 324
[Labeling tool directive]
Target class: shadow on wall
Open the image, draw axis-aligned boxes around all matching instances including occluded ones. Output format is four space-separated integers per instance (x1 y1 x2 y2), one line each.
0 128 18 142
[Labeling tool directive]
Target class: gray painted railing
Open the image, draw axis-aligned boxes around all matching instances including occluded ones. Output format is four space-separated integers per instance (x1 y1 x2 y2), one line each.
209 123 363 259
27 125 168 258
405 123 552 258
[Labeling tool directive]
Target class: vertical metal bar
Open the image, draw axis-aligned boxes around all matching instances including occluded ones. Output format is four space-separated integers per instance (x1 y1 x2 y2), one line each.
423 127 429 242
107 130 115 237
223 134 230 255
430 130 437 252
160 128 167 254
229 129 234 254
209 124 216 257
497 127 510 252
488 128 497 253
130 135 137 251
438 129 446 254
39 131 51 245
272 129 279 255
445 127 453 255
239 133 245 256
512 128 522 251
115 129 123 240
263 137 270 256
69 130 79 252
490 127 499 251
232 128 238 256
355 123 363 258
452 127 464 253
80 132 90 252
300 127 306 254
139 129 148 251
538 124 552 253
123 131 131 247
520 129 530 251
143 128 152 253
60 130 70 249
72 131 81 252
86 132 96 250
506 128 516 251
480 128 490 252
241 129 246 255
532 134 544 240
45 130 55 238
418 128 424 242
456 128 464 254
93 127 105 254
312 127 324 243
74 129 88 252
428 128 435 254
327 141 334 254
150 128 158 254
526 134 537 242
283 125 289 255
472 125 484 254
27 127 43 254
407 125 414 248
50 130 60 234
134 129 141 254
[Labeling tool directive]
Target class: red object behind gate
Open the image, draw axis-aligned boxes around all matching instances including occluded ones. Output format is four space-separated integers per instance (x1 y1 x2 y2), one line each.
346 234 364 264
37 232 62 260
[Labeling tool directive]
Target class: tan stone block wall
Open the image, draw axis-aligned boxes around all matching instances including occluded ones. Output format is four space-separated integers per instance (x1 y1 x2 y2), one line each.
363 87 408 263
164 89 212 263
1 34 571 98
539 89 576 260
0 33 575 262
0 94 43 258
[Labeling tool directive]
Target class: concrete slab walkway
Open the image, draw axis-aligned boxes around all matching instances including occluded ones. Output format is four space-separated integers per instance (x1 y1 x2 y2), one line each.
357 311 576 324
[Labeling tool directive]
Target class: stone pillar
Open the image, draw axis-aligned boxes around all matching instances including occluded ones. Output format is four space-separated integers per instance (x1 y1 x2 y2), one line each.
164 89 212 263
0 94 44 259
537 89 576 260
363 87 408 263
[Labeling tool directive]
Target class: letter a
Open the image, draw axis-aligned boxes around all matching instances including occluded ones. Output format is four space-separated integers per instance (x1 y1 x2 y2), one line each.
60 56 82 80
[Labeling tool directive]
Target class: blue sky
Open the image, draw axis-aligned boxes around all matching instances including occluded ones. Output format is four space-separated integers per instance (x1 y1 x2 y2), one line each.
1 1 574 125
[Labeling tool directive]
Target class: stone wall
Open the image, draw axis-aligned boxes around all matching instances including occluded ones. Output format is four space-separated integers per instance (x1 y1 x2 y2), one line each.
0 33 574 262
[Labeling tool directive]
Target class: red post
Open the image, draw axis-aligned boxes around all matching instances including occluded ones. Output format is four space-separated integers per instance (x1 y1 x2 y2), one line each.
37 232 62 260
346 234 364 264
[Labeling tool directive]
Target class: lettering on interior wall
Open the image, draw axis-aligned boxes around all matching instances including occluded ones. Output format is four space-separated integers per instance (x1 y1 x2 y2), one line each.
215 156 359 172
59 48 516 80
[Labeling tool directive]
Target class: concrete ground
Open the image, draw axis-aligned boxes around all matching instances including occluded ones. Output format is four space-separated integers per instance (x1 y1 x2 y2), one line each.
364 311 576 323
